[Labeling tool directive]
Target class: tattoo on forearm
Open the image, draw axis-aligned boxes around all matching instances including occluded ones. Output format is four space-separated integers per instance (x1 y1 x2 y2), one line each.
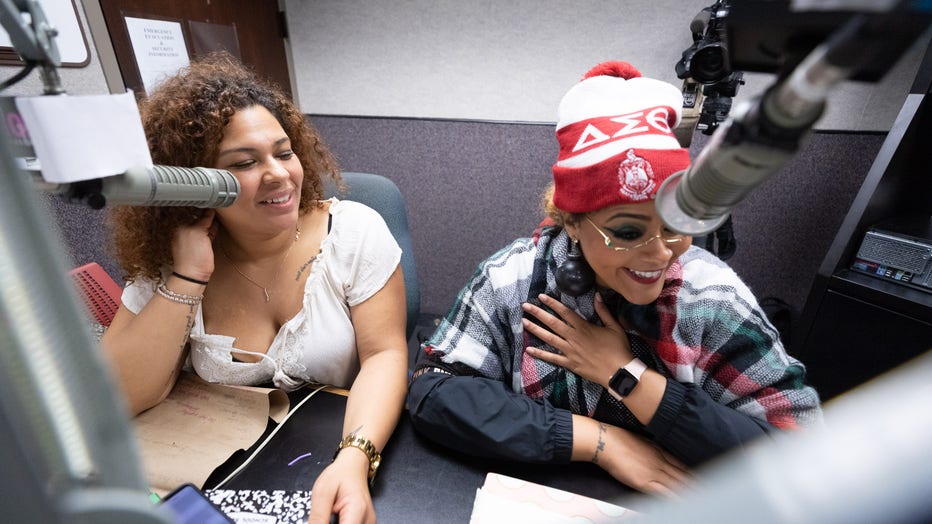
175 305 196 356
592 422 607 464
347 424 363 438
165 305 196 386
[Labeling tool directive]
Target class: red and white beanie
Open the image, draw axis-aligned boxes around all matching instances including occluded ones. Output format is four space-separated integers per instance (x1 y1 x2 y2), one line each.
552 61 691 213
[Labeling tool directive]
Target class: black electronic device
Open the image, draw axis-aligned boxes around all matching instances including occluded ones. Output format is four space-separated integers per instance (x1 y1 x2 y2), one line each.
727 0 932 81
658 2 932 236
675 0 746 136
161 483 235 524
850 217 932 293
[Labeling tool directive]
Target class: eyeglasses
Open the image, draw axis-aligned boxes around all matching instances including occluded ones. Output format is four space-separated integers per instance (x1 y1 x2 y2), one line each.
585 216 685 252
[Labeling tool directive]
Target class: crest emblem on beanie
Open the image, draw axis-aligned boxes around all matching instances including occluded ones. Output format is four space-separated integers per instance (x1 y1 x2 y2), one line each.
617 149 655 201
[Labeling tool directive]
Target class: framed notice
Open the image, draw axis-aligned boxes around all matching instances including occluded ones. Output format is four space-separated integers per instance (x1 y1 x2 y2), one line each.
0 0 90 67
124 16 190 96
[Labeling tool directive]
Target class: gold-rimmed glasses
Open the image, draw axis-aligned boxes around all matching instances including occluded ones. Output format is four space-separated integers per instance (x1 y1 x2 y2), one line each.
585 216 685 252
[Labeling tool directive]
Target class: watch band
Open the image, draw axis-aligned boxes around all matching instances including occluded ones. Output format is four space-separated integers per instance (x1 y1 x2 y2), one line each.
333 434 381 485
624 357 647 381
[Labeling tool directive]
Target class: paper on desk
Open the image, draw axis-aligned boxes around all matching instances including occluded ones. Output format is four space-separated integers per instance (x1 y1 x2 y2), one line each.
14 91 152 183
133 372 289 495
470 472 635 523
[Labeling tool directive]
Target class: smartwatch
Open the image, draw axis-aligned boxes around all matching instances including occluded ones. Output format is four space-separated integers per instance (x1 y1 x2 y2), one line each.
608 358 647 397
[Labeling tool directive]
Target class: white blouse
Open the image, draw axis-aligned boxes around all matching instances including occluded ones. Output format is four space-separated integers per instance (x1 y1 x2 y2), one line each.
121 199 402 391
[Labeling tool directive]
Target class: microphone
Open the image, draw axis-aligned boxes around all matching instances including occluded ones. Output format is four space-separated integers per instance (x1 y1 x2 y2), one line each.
61 165 240 209
656 14 868 236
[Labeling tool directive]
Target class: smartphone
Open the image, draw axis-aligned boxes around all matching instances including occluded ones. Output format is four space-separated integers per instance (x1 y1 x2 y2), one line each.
160 483 235 524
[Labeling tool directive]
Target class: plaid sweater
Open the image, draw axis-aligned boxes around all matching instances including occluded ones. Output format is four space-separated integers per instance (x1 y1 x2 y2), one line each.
409 225 822 465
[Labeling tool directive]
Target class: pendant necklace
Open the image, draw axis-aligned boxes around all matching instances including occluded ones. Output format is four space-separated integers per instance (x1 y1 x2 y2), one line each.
220 225 301 302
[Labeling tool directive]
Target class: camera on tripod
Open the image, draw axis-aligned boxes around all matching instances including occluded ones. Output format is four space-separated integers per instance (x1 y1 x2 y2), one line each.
695 70 744 134
675 0 731 84
675 0 744 135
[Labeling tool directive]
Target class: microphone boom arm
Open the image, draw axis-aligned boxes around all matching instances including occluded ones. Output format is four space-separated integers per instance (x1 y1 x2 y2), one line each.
0 0 63 93
657 10 910 236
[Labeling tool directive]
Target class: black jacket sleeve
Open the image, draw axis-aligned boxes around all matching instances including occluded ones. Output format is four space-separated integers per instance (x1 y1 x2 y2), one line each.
646 379 777 466
407 371 575 463
407 370 780 468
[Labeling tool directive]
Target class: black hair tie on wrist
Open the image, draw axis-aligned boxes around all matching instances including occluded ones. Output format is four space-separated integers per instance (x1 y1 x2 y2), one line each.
171 271 209 286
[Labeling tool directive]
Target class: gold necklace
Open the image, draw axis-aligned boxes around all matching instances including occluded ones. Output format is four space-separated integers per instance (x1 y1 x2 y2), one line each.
220 225 301 302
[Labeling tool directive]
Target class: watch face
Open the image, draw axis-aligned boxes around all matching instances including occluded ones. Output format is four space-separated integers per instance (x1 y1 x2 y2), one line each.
609 368 638 397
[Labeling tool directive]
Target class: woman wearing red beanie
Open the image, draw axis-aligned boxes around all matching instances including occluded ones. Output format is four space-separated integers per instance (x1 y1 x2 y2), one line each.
406 61 823 495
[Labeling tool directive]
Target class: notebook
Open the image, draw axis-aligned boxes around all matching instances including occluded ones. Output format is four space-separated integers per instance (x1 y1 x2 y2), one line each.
205 489 310 524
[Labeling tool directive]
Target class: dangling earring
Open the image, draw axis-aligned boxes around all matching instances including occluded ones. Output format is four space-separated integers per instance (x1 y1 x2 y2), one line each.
555 237 594 297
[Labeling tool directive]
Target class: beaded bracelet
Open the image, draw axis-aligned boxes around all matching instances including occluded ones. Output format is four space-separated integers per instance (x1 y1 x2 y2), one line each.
156 282 203 305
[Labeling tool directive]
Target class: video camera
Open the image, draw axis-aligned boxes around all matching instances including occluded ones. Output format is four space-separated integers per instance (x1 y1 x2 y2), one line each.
675 0 744 135
675 0 731 84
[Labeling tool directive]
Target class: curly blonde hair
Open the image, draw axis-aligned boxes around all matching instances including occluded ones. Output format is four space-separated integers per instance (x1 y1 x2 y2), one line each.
540 183 584 227
109 52 341 282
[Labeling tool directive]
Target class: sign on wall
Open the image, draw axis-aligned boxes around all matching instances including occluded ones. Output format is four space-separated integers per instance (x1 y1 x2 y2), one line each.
124 16 190 96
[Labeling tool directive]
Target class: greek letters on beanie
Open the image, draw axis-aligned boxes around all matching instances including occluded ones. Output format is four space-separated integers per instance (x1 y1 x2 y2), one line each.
552 61 692 213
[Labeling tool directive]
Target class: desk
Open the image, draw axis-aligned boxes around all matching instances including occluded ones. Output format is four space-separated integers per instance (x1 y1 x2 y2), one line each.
204 388 646 523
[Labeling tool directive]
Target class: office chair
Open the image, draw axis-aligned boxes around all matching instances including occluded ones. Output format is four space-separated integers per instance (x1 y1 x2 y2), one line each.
69 261 122 327
325 172 421 342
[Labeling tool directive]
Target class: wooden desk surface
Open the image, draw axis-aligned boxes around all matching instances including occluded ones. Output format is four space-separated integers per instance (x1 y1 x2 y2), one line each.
205 387 646 523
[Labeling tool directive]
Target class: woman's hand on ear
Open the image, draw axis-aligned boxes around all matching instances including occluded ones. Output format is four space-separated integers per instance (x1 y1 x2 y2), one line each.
171 210 218 282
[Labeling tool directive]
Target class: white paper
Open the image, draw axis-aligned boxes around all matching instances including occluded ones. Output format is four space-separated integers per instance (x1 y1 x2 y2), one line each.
14 91 152 183
469 473 633 523
124 17 190 95
471 489 587 524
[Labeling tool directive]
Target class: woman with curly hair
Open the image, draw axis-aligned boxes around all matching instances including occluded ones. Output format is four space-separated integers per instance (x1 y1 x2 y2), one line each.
102 53 407 523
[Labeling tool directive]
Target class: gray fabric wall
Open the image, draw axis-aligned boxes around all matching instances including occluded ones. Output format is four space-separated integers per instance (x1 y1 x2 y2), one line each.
309 116 885 325
42 114 884 352
284 0 930 132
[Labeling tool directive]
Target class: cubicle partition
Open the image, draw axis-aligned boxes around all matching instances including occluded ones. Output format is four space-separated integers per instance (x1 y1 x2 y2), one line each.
309 115 885 345
42 116 888 392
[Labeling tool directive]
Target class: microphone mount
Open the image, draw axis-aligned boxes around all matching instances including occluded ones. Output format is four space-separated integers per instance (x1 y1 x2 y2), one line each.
657 5 928 236
0 0 63 94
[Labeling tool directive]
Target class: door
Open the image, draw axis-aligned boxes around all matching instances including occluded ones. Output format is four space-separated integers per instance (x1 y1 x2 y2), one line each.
97 0 291 99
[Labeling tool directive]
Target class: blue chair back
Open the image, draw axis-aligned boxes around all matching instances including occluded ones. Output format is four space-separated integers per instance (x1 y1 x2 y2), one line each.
325 172 420 341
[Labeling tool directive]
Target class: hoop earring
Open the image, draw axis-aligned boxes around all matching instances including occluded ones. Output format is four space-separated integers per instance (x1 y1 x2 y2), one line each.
555 237 594 297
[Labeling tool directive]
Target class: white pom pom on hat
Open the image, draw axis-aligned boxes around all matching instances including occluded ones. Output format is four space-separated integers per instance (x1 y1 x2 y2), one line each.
552 61 691 213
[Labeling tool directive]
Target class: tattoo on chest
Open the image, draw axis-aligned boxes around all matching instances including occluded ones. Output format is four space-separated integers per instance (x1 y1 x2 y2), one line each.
294 254 319 281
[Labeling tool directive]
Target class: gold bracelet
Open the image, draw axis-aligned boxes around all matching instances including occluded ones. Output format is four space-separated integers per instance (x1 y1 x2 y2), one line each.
333 434 381 485
156 282 203 306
